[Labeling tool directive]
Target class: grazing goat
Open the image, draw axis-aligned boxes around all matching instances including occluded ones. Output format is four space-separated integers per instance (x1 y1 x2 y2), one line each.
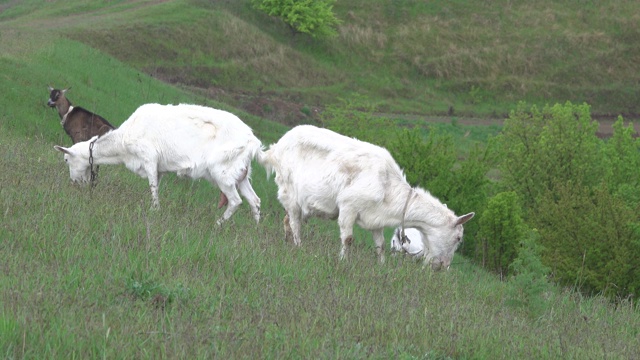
390 227 425 257
47 86 115 143
54 103 262 225
260 125 474 269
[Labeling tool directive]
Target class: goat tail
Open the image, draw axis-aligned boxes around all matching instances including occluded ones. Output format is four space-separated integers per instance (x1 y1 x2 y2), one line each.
257 147 276 179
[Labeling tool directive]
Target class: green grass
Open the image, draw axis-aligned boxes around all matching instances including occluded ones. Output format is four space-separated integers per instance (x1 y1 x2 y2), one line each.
49 0 640 118
1 1 640 358
2 129 639 357
0 35 287 145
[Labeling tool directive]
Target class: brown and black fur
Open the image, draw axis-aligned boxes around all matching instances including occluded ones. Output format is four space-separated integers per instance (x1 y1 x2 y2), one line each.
47 86 115 144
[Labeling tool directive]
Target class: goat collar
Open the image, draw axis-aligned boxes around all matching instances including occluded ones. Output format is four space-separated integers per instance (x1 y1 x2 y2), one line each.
89 137 98 188
400 188 415 245
60 105 74 126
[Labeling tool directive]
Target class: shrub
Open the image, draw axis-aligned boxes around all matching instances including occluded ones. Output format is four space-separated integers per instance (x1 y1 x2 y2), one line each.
495 101 601 210
496 101 640 299
602 117 640 205
478 192 528 277
533 182 640 299
251 0 341 39
507 230 552 318
387 127 456 190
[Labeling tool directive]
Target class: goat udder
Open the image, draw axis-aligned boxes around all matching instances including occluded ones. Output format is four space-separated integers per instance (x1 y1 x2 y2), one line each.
217 193 228 208
217 167 249 209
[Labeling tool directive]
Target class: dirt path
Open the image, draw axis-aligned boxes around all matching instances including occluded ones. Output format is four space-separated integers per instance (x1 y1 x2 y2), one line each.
381 114 638 138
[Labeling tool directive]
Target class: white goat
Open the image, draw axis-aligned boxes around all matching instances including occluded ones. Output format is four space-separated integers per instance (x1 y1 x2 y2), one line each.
390 227 425 257
54 103 262 225
260 125 474 269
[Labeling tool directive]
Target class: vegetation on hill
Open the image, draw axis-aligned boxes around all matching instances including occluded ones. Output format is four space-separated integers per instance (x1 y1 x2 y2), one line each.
8 0 630 121
114 2 640 117
251 0 341 38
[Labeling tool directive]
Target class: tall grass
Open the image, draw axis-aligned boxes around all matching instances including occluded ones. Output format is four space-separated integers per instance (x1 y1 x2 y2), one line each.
2 127 639 358
2 129 640 358
1 1 640 358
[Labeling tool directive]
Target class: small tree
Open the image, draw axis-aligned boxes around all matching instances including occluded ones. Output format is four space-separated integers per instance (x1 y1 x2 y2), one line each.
387 127 456 190
495 101 601 209
602 117 640 205
478 192 528 277
533 182 640 299
251 0 341 39
507 230 552 318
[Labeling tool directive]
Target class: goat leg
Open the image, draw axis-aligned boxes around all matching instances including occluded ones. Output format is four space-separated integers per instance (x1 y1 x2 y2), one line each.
217 167 249 209
217 193 228 208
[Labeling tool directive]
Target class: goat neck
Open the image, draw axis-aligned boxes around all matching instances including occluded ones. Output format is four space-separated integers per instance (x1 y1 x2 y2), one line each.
402 188 456 229
84 131 124 166
54 97 73 121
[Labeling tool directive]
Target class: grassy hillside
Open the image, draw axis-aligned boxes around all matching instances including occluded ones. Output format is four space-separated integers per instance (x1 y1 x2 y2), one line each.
1 1 639 358
2 126 639 358
55 0 640 121
5 0 638 121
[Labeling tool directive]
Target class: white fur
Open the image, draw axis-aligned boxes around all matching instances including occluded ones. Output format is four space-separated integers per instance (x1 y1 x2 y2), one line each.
260 125 474 268
54 103 262 225
390 227 425 257
60 105 73 126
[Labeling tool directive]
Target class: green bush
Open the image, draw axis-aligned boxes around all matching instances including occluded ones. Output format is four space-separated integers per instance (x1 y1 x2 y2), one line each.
387 127 456 190
478 192 528 277
602 117 640 205
533 182 640 299
251 0 341 38
496 101 640 299
495 101 601 210
507 230 552 318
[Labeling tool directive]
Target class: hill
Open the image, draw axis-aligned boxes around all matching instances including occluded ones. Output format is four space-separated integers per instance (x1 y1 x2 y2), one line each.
4 0 639 125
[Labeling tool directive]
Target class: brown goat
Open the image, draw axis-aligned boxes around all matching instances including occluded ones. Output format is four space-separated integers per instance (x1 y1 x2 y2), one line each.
47 86 115 144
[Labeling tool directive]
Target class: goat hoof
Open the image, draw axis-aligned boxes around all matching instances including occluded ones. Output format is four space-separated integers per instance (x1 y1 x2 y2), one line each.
344 235 354 246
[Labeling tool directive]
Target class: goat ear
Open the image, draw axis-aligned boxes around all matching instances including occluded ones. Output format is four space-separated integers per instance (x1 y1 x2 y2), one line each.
47 85 54 91
62 87 71 93
454 212 475 226
54 145 71 155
